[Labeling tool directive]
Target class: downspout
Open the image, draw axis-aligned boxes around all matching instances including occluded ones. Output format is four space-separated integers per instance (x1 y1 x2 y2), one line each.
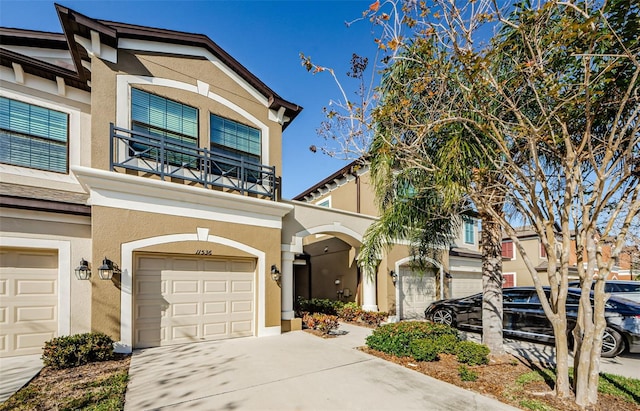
439 266 444 300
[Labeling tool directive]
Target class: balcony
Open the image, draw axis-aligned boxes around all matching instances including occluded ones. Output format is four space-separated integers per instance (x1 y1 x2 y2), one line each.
109 124 278 200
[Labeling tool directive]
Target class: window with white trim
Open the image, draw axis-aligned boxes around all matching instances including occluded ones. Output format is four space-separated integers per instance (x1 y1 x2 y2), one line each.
463 218 475 244
316 196 331 208
0 97 68 173
502 241 514 259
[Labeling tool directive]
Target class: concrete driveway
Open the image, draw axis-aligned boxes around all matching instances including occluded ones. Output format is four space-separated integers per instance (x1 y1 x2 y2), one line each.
0 354 42 403
125 324 518 411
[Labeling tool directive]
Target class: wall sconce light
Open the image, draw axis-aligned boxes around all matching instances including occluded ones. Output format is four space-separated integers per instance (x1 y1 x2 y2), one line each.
74 258 91 280
270 264 281 282
98 257 120 280
390 270 398 284
445 272 453 279
334 279 341 285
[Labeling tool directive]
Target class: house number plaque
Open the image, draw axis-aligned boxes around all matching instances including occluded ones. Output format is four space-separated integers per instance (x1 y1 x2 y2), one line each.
195 250 212 255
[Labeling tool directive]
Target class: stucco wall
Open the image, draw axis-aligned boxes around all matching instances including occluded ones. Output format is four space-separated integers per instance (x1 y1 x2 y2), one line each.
90 205 282 340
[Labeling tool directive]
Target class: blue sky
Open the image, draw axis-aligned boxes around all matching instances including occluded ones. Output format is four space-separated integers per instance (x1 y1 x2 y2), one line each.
0 0 379 198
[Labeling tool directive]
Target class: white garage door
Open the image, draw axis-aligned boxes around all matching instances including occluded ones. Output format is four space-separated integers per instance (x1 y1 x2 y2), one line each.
0 248 58 358
399 266 436 320
134 254 255 348
450 272 482 298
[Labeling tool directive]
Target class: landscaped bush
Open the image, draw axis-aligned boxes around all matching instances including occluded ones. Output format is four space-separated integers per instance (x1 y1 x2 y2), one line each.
302 313 339 335
366 321 458 357
458 364 479 382
431 333 460 354
409 338 440 362
42 332 115 369
359 310 389 327
337 302 360 321
456 341 490 366
295 297 344 316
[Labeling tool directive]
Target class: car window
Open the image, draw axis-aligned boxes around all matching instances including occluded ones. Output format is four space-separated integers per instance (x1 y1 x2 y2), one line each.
615 283 640 293
503 290 533 303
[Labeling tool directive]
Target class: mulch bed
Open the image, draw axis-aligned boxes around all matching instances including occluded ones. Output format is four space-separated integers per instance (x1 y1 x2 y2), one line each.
360 347 637 411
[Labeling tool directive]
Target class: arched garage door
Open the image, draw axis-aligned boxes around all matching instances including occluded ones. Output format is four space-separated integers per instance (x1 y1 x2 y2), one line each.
0 248 58 357
134 254 255 348
398 266 436 320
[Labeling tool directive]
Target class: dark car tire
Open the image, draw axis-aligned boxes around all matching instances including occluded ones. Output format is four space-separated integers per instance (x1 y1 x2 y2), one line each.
601 328 624 358
431 308 455 326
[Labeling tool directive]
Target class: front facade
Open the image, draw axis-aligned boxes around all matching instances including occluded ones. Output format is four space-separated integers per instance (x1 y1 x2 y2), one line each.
0 5 307 356
293 160 483 320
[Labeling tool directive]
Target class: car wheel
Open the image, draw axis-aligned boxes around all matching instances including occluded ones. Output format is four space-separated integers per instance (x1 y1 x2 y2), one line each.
432 309 455 326
601 328 624 358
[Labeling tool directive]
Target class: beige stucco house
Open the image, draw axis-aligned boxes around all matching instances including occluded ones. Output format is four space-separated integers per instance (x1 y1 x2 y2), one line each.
293 160 484 321
1 5 444 358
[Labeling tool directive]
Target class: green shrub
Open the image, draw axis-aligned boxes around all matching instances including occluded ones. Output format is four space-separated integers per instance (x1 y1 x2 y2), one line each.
456 341 490 366
410 338 440 362
295 297 343 316
366 321 458 357
431 333 460 354
302 313 339 335
42 332 115 369
337 302 360 322
458 364 479 382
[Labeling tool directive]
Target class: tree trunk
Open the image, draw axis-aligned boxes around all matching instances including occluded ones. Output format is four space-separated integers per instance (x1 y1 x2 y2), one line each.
552 318 572 398
480 209 504 356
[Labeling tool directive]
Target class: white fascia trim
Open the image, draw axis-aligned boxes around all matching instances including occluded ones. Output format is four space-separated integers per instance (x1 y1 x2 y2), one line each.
117 39 268 107
0 236 71 336
72 166 292 228
1 208 90 225
118 231 269 353
115 75 270 165
1 66 91 105
74 33 117 64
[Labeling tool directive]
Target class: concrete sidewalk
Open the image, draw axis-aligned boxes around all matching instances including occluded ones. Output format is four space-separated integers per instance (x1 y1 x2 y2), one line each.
125 323 518 410
0 354 42 403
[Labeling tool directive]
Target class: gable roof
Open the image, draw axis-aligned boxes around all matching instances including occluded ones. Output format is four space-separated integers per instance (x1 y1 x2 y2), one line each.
0 4 302 127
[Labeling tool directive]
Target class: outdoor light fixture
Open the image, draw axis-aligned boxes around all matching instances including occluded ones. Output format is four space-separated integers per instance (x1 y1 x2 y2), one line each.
334 279 341 285
97 257 119 280
270 264 281 282
390 270 398 284
74 258 91 280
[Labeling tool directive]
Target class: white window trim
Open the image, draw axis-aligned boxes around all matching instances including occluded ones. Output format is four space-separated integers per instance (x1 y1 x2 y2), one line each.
315 196 332 208
0 88 82 184
116 75 270 165
503 272 517 287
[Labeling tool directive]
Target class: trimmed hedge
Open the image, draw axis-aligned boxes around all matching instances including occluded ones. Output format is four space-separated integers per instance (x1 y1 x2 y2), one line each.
42 332 115 369
456 341 490 365
366 321 458 357
410 338 440 362
295 297 344 316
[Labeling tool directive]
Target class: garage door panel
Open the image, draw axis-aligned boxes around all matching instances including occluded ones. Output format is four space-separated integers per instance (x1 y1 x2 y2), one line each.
204 302 227 315
204 281 227 293
450 272 482 298
171 279 199 294
16 306 56 322
399 267 436 320
231 261 254 272
134 255 255 348
137 257 167 270
0 249 58 357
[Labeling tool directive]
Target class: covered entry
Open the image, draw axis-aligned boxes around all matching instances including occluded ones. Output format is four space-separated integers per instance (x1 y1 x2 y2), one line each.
0 248 58 357
134 253 255 348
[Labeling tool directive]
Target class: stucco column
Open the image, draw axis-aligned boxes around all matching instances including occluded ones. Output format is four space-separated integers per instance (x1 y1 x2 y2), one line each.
281 251 295 320
361 266 378 312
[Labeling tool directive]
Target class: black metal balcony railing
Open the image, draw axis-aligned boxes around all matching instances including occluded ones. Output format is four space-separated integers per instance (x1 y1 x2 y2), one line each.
110 124 277 199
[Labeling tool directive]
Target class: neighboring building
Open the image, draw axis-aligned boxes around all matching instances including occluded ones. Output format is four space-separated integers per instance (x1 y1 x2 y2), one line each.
501 227 635 287
293 160 483 320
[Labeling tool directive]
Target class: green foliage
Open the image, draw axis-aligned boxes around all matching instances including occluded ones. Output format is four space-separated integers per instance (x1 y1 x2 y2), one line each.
455 341 490 366
337 302 360 321
302 313 340 335
42 333 115 369
366 321 458 357
458 365 478 382
62 371 128 410
518 398 555 411
358 310 388 327
597 372 640 405
409 338 440 362
430 333 460 354
295 297 343 316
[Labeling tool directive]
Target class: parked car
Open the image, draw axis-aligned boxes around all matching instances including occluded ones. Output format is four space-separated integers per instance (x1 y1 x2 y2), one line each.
424 287 640 357
568 280 640 303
